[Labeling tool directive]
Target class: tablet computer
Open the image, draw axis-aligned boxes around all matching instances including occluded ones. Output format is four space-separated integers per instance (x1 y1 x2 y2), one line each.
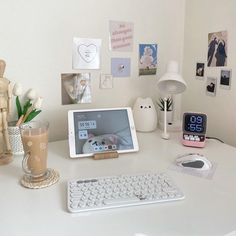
68 107 139 158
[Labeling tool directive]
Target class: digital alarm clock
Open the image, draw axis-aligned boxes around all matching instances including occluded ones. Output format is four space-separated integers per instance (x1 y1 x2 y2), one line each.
182 112 207 148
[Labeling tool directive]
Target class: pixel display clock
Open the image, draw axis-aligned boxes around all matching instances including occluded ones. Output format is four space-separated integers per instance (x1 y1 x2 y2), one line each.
182 112 207 148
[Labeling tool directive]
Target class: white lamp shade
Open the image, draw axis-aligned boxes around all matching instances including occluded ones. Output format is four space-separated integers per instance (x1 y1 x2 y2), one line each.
157 61 187 94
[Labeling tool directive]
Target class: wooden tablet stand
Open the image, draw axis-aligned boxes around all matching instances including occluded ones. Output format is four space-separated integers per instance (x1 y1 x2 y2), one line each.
93 151 119 160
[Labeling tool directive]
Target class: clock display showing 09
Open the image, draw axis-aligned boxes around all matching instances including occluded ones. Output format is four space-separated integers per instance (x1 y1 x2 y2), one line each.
184 114 206 134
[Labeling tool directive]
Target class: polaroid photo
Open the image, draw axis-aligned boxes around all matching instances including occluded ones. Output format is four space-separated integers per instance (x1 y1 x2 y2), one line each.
206 77 217 96
220 69 232 89
195 62 205 79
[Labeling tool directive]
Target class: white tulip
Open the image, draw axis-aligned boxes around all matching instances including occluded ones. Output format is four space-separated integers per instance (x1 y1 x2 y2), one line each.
13 83 23 96
27 89 37 100
33 97 43 110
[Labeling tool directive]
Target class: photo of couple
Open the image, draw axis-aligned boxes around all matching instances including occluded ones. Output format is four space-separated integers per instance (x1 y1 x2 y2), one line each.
207 31 227 67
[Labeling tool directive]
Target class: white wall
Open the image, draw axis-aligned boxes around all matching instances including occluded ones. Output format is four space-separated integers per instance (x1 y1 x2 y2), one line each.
0 0 185 141
182 0 236 147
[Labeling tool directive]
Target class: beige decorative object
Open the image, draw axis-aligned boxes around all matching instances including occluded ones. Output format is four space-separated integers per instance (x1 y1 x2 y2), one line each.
132 97 157 132
20 168 59 189
8 122 24 155
0 59 13 165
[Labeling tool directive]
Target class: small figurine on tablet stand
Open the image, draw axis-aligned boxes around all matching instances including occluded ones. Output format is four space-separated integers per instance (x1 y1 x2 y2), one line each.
0 59 13 165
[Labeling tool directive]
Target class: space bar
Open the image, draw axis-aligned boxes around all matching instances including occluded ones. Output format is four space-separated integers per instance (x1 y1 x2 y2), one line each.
104 197 141 205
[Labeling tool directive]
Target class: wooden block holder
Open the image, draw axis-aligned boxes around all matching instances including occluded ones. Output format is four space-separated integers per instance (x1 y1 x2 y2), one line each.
93 151 119 160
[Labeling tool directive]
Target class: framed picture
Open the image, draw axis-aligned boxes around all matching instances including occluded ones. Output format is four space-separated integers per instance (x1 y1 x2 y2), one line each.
220 69 232 89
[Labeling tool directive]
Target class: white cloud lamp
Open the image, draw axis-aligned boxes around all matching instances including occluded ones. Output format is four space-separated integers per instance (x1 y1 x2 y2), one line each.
157 60 187 139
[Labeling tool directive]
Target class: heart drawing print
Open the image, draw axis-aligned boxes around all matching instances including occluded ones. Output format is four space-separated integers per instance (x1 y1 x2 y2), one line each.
77 44 97 63
72 38 101 69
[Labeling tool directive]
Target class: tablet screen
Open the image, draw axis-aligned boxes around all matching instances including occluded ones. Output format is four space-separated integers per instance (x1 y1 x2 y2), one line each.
68 107 139 158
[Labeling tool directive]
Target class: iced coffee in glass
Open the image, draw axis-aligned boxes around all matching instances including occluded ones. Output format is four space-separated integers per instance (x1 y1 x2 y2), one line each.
20 121 49 182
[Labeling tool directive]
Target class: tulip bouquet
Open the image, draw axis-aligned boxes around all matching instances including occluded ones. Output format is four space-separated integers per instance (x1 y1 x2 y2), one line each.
12 83 43 126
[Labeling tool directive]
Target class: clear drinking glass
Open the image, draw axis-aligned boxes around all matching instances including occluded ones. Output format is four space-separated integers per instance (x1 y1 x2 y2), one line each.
20 121 49 182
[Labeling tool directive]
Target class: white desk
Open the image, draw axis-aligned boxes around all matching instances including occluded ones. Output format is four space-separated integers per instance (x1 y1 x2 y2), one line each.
1 130 236 236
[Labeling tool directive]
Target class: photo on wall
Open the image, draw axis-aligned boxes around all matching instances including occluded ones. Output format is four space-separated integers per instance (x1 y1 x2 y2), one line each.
195 62 205 79
220 69 232 89
207 30 227 67
61 73 92 105
139 44 157 76
206 77 217 96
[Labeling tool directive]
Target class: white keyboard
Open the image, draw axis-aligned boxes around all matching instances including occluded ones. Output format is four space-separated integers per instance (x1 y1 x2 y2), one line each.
67 172 185 213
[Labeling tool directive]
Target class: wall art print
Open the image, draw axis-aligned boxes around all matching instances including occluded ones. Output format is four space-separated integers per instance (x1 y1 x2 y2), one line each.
73 38 102 69
109 20 134 52
139 44 157 76
207 31 227 67
111 58 131 77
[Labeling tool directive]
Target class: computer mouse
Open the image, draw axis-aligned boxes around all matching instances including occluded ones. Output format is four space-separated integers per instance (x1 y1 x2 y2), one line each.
176 153 212 171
